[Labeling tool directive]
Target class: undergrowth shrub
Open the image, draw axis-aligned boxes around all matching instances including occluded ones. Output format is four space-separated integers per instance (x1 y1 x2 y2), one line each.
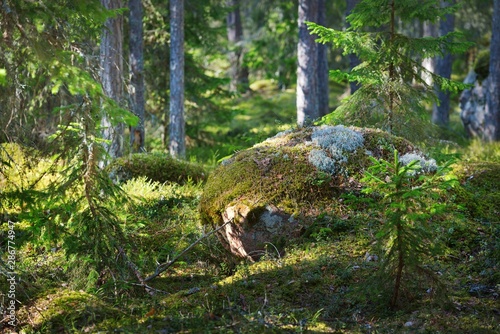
0 100 141 296
361 150 458 308
461 139 500 163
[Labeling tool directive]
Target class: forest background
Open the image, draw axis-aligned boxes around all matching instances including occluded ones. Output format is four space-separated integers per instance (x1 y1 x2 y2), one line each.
0 0 499 333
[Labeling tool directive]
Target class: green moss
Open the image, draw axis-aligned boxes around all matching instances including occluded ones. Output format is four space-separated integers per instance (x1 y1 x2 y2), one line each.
453 161 500 221
450 161 500 284
361 127 417 159
19 289 131 333
106 152 207 185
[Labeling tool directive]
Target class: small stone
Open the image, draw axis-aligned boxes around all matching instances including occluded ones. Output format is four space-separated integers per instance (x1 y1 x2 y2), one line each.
185 287 201 296
404 321 414 327
364 252 378 262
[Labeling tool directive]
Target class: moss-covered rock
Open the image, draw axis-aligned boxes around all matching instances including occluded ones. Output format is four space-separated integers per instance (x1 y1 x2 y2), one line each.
460 50 492 139
200 126 421 260
106 152 207 185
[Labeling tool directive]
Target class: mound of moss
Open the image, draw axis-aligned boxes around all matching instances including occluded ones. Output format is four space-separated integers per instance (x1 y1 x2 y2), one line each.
200 126 422 260
454 161 500 222
18 289 132 332
106 152 207 185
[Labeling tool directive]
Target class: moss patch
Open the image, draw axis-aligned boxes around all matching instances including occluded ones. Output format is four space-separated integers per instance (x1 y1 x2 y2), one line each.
18 289 132 333
106 152 207 185
453 161 500 221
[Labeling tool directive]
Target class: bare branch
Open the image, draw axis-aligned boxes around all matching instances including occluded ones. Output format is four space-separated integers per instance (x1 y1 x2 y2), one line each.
144 220 230 282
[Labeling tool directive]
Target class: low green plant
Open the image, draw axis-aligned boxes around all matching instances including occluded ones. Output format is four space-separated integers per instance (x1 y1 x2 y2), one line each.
361 150 458 308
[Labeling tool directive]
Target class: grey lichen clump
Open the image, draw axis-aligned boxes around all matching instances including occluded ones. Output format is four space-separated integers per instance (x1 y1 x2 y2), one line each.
308 125 364 174
399 152 437 175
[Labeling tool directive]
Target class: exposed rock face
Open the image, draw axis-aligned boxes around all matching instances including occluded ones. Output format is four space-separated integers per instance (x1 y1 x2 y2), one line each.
200 126 420 260
220 204 300 258
460 71 491 138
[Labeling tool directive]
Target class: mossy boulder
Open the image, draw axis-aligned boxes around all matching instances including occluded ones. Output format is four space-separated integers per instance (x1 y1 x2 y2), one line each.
460 50 492 139
200 126 423 260
106 152 207 185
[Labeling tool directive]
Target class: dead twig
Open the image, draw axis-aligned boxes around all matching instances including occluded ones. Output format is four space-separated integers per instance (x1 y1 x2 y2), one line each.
144 220 231 283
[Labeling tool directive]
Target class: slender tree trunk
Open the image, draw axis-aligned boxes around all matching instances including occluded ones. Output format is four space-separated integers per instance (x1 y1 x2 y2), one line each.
391 217 404 308
432 2 455 127
317 0 329 117
387 0 395 133
297 0 319 127
422 21 437 86
169 0 185 158
226 0 249 93
129 0 145 152
486 0 500 141
100 0 124 163
346 0 361 94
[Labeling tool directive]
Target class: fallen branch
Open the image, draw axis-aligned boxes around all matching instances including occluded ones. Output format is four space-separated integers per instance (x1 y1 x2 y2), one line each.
144 220 230 282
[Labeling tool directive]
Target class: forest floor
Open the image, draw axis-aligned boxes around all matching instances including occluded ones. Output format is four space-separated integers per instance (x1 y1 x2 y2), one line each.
2 81 500 333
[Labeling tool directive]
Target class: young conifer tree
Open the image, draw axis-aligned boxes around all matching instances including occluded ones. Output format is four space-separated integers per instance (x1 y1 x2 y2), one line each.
307 0 472 141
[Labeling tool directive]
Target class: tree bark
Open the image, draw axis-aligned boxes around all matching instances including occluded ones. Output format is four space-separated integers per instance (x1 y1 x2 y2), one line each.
432 4 454 127
226 0 249 93
169 0 185 158
317 0 329 117
100 0 124 162
346 0 360 95
129 0 145 152
422 21 437 86
297 0 319 127
486 0 500 141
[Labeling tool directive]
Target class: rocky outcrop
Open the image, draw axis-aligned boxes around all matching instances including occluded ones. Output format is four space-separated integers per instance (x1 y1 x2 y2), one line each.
220 204 300 258
459 50 495 140
460 70 491 138
200 126 424 261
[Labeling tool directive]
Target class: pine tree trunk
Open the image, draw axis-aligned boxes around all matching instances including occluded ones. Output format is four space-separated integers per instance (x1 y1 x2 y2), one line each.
346 0 361 94
486 0 500 141
226 0 249 93
432 3 455 127
421 21 437 86
169 0 186 158
129 0 146 152
297 0 319 126
100 0 124 163
391 217 404 308
387 0 396 133
317 0 329 117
